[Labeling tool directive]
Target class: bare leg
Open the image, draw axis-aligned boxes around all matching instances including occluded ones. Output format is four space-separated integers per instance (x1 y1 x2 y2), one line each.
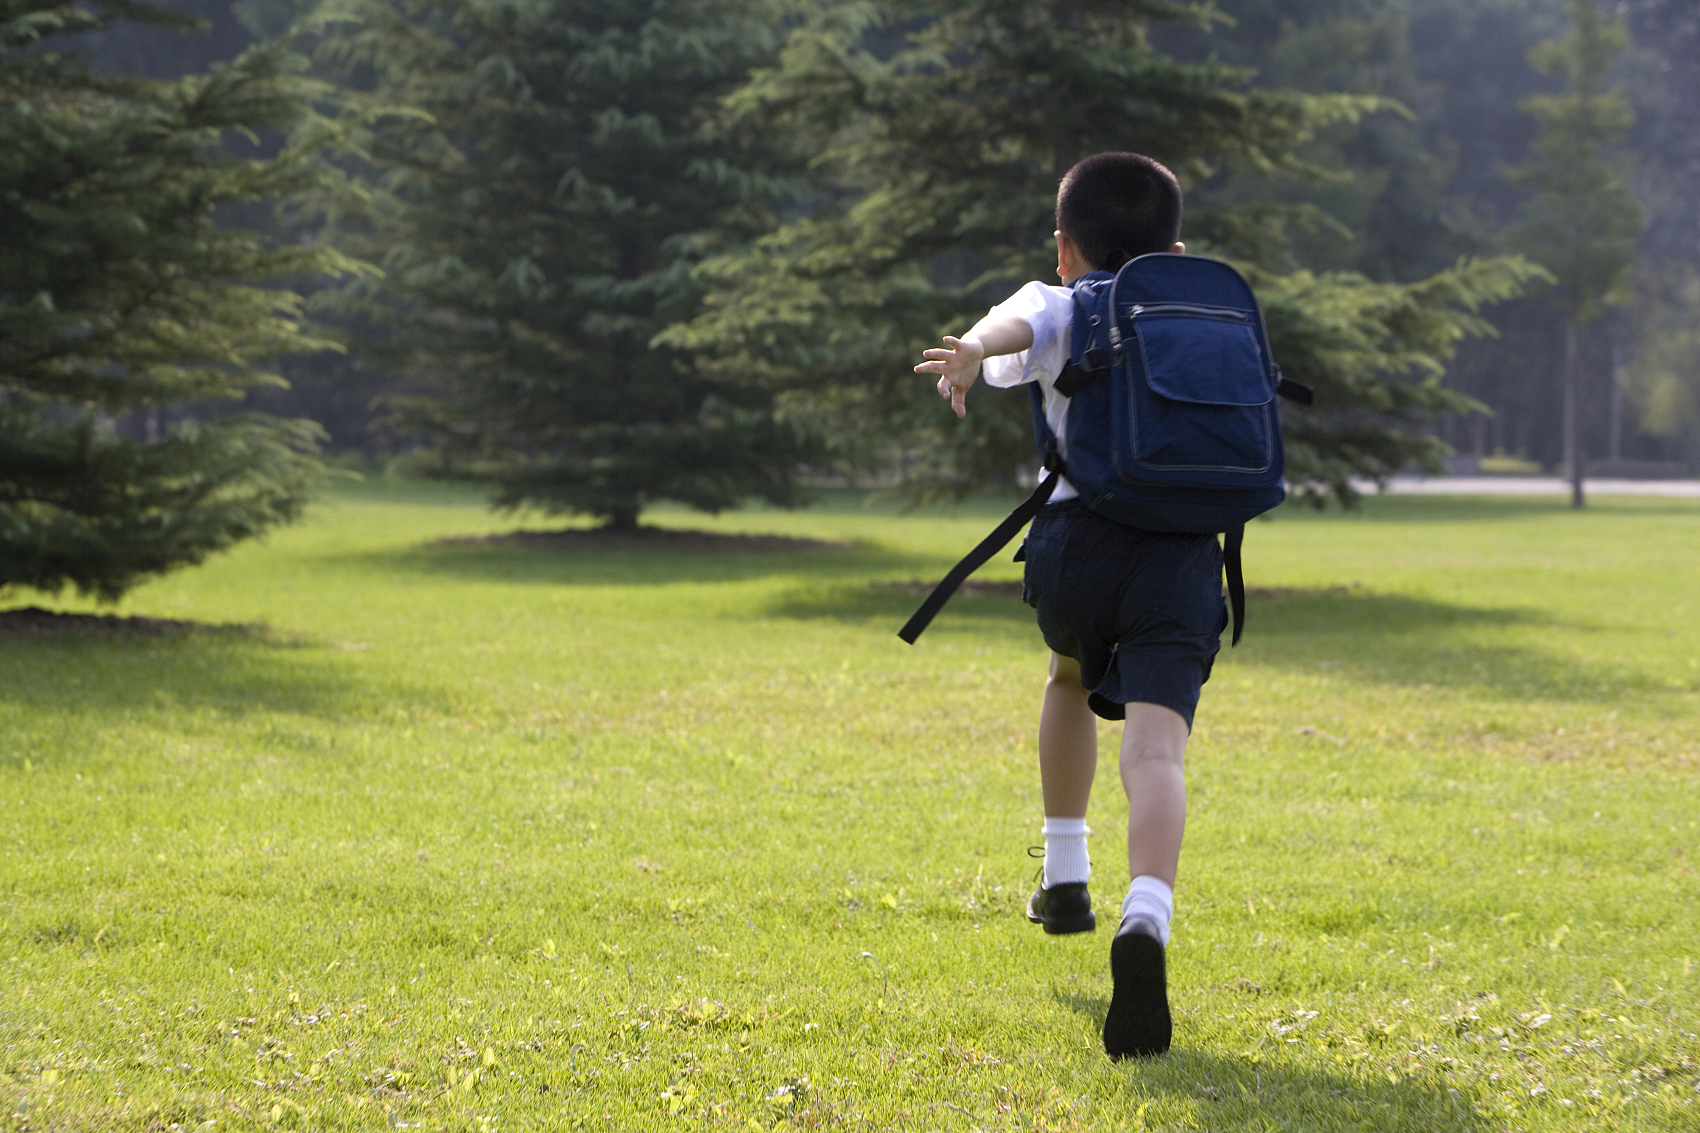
1038 652 1097 817
1119 703 1190 887
1102 703 1190 1060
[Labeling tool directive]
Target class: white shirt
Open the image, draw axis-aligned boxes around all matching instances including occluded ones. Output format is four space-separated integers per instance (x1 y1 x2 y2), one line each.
980 280 1080 502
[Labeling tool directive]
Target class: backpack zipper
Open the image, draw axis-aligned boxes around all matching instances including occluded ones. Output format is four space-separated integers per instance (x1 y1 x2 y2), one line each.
1128 302 1251 322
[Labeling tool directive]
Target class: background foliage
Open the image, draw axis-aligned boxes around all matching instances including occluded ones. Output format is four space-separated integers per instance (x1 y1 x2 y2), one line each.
1172 0 1696 473
0 0 357 598
5 0 1698 563
308 0 820 528
662 0 1548 504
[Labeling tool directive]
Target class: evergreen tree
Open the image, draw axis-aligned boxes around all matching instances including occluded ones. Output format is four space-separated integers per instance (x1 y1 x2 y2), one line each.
1155 0 1469 283
1621 0 1700 467
1 0 355 600
312 0 815 530
664 0 1542 504
1503 0 1643 506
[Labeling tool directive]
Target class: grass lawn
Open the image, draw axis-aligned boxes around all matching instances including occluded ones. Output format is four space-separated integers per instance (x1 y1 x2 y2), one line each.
2 481 1697 1131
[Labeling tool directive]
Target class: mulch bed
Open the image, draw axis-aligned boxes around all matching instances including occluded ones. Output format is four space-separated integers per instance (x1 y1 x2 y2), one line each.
440 526 843 554
0 607 247 640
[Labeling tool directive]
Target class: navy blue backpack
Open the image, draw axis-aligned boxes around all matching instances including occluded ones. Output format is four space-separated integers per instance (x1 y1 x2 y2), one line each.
900 253 1311 646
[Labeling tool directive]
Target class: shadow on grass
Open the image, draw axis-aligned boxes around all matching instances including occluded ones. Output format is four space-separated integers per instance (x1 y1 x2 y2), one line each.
1051 986 1479 1130
0 632 401 738
1247 588 1532 634
333 536 943 590
332 513 1664 706
1146 1047 1477 1130
775 581 1660 704
1239 589 1660 704
772 579 1032 627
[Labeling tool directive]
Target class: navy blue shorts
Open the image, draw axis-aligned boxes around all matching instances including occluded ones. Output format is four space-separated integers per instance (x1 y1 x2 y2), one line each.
1020 500 1226 727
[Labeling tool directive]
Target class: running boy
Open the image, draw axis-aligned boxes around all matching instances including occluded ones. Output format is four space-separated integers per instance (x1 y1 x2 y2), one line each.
913 153 1221 1059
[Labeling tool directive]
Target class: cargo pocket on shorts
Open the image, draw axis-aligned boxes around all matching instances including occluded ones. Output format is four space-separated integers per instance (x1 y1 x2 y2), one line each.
1171 535 1227 637
1020 515 1064 610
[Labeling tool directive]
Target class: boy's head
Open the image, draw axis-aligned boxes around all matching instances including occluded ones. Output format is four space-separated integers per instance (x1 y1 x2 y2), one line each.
1055 153 1183 274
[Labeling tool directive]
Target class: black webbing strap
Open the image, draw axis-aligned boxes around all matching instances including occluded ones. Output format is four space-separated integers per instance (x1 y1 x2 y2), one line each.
1052 350 1110 398
1052 360 1093 398
1273 365 1313 406
1224 523 1246 647
898 465 1063 644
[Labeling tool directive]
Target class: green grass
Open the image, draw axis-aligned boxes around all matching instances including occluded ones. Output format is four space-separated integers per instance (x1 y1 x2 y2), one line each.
2 482 1697 1132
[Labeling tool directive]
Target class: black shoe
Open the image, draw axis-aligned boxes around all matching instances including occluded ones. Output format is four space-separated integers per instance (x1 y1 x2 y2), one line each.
1025 881 1096 935
1103 917 1172 1059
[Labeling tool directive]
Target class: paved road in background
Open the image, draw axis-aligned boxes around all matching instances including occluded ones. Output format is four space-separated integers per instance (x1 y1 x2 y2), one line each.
1368 476 1700 497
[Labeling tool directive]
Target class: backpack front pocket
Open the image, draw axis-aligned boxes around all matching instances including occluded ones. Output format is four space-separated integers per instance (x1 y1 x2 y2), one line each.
1127 307 1275 475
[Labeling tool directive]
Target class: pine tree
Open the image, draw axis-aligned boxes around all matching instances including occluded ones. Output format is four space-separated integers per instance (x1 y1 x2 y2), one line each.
663 0 1543 504
1621 0 1700 467
1155 0 1469 282
1504 0 1643 506
1 0 355 600
312 0 815 530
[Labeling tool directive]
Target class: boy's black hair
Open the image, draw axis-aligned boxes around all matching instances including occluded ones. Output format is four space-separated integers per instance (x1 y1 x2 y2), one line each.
1055 153 1183 271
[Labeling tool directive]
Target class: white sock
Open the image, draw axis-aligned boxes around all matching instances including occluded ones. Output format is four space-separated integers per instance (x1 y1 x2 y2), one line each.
1119 876 1174 945
1041 817 1091 888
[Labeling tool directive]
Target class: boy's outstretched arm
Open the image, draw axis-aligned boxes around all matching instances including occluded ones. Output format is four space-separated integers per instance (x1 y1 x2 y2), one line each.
913 315 1034 418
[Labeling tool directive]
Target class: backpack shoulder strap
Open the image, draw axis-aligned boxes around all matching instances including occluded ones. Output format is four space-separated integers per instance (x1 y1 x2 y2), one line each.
898 460 1064 644
1052 273 1115 399
1223 524 1246 647
903 274 1114 645
1028 383 1056 457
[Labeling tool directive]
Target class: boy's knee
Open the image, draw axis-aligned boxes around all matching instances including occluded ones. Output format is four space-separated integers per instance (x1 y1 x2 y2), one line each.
1047 651 1084 688
1120 702 1189 767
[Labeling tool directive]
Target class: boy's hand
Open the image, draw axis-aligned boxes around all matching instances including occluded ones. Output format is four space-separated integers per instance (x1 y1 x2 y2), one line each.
915 335 984 419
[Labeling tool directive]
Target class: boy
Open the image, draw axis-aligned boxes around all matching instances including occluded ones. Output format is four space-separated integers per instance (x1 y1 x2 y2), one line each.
913 153 1223 1060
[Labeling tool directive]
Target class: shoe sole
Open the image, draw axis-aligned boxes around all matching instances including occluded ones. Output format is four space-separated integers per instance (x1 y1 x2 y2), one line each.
1026 900 1096 935
1103 929 1171 1059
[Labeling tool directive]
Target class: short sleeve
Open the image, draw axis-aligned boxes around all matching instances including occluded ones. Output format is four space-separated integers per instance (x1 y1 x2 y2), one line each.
981 282 1073 389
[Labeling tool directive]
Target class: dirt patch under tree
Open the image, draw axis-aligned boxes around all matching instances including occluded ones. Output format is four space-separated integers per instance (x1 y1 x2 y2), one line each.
440 526 844 554
0 607 251 640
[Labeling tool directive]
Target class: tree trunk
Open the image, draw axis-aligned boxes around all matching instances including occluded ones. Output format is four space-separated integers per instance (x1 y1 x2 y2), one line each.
1564 318 1585 509
605 507 640 532
1608 342 1623 461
